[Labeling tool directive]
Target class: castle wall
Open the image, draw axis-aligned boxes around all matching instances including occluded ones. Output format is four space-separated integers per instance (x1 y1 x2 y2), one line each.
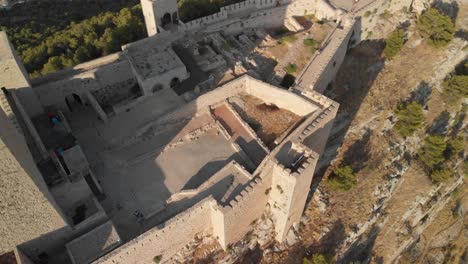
94 198 216 264
215 173 272 248
294 17 360 93
301 102 339 155
0 107 67 254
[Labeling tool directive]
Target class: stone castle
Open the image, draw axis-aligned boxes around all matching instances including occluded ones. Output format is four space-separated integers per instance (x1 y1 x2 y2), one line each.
0 0 363 262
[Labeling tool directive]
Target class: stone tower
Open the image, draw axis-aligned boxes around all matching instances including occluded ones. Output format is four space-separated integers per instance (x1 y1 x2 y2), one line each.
141 0 180 36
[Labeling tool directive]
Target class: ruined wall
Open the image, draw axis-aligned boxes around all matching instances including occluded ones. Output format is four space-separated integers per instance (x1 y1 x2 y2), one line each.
244 77 319 116
95 198 216 264
0 107 67 254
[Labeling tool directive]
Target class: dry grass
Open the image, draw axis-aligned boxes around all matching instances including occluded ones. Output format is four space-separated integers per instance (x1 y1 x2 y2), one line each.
230 94 301 148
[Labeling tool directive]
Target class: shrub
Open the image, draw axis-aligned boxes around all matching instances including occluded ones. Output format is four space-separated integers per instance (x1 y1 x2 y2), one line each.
284 63 298 74
303 254 333 264
279 35 298 44
379 10 392 20
394 101 425 137
417 8 455 48
447 136 464 157
363 10 372 17
384 29 405 59
430 168 454 183
276 184 284 194
418 135 447 169
153 255 161 264
303 38 320 53
442 75 468 106
328 166 356 191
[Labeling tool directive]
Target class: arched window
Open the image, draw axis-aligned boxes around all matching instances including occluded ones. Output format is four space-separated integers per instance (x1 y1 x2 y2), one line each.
170 77 180 88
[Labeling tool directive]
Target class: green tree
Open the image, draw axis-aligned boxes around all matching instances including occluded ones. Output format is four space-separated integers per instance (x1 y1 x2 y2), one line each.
417 8 455 48
430 168 454 183
384 29 405 59
41 56 63 74
447 136 464 158
394 101 425 137
442 75 468 106
418 135 447 169
328 165 356 191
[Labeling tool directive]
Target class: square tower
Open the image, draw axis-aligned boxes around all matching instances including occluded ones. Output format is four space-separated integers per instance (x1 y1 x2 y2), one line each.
141 0 179 36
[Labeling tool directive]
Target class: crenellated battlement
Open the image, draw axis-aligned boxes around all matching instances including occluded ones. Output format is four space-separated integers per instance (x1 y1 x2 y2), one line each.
222 176 264 212
297 102 339 141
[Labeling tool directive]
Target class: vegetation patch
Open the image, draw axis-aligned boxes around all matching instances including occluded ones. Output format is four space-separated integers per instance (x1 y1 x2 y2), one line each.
417 8 455 48
303 38 320 54
442 75 468 106
394 101 425 137
430 168 454 184
8 5 145 76
284 63 298 74
384 29 406 59
327 165 356 191
279 35 298 44
153 255 161 263
418 135 447 170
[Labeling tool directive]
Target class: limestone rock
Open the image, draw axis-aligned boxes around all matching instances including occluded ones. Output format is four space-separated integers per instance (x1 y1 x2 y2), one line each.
410 0 432 15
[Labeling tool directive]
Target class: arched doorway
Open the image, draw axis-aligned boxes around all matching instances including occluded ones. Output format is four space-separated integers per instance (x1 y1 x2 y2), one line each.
170 77 180 88
65 93 83 112
161 13 171 27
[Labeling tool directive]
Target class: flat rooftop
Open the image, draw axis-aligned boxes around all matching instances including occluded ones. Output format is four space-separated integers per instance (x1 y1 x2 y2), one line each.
126 36 186 80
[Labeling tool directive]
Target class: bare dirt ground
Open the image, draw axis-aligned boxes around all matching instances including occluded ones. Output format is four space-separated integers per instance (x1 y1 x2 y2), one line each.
398 182 467 264
230 94 302 149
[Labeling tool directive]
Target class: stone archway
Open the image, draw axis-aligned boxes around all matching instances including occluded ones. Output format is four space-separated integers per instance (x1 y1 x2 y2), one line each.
161 13 171 27
65 93 83 112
